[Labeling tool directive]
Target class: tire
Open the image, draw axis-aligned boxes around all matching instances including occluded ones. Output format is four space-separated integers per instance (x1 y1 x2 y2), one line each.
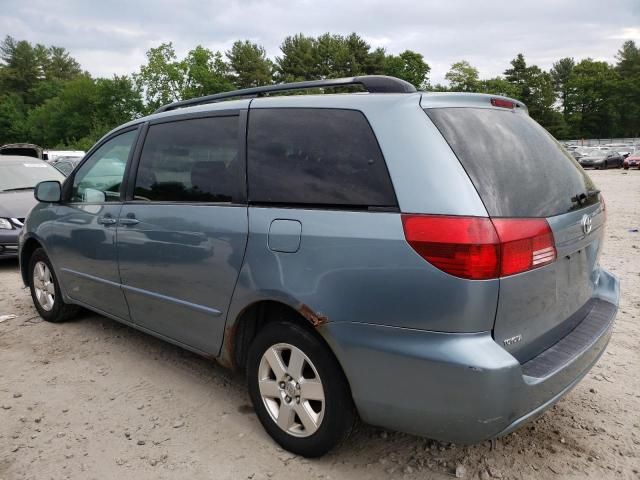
247 321 355 457
28 248 79 323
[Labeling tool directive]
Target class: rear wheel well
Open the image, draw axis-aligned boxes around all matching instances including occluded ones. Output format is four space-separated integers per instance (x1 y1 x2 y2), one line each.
229 301 331 373
20 238 42 285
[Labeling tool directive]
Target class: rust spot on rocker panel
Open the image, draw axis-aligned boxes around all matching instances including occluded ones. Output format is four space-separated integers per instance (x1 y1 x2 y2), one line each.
298 304 329 327
218 323 237 370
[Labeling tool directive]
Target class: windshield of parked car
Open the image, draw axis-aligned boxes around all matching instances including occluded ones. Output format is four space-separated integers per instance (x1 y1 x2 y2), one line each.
586 150 608 157
0 161 65 191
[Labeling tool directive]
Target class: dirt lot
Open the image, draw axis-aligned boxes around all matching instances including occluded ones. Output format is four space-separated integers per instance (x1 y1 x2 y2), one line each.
0 169 639 480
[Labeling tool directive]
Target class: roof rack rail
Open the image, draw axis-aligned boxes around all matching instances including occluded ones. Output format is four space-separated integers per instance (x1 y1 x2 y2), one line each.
153 75 417 114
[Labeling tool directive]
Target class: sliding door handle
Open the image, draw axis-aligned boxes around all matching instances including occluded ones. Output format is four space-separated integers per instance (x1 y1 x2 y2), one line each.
119 218 140 226
97 216 117 225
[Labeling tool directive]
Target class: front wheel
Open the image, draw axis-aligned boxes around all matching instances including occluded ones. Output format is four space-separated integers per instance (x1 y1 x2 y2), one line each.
247 321 355 457
28 248 79 322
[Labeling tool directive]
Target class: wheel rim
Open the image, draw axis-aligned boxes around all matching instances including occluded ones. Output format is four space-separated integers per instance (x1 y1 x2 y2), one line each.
258 343 325 438
33 261 55 311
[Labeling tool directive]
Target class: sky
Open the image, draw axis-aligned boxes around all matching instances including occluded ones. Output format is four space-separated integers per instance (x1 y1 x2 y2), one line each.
1 0 639 85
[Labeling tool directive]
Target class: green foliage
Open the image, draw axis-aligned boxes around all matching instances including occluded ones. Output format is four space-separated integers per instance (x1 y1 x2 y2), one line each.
614 41 640 137
503 54 557 126
384 50 430 89
477 76 519 98
0 34 639 150
227 40 273 88
134 43 234 113
445 61 480 92
550 57 575 114
565 59 620 138
0 93 27 144
275 33 430 89
182 47 233 99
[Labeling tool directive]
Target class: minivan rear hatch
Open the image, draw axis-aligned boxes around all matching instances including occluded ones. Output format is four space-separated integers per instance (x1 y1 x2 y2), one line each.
424 103 605 363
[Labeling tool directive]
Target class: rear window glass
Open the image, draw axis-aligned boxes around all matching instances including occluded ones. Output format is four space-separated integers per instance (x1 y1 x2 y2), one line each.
247 108 397 209
425 108 597 218
134 116 241 203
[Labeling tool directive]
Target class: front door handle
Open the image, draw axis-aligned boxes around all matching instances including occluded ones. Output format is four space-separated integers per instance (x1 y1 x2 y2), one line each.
97 215 117 225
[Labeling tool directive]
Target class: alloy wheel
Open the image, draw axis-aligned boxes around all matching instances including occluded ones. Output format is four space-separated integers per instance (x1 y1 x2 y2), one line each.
33 261 55 311
258 343 325 438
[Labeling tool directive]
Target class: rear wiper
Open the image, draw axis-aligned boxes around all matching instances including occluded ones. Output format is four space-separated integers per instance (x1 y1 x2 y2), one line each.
2 187 34 192
571 189 600 206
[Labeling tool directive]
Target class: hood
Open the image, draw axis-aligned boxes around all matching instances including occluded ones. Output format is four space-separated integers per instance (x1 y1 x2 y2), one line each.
0 190 38 219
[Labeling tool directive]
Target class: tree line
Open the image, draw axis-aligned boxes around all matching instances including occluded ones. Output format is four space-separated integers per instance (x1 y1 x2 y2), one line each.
0 33 638 149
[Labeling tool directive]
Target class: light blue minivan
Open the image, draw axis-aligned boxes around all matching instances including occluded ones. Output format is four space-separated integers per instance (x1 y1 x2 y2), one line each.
20 76 619 457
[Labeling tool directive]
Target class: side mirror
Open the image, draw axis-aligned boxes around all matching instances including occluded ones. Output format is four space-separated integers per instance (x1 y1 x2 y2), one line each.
34 181 62 203
83 188 106 203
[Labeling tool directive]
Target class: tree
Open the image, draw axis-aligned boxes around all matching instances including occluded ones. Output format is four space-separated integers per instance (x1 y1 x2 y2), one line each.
94 75 144 133
550 57 575 116
383 50 430 89
43 46 82 81
226 40 273 88
364 47 387 75
614 41 640 137
0 36 40 101
565 59 619 138
0 93 27 144
182 46 233 99
134 43 185 110
504 54 557 128
615 40 640 78
276 34 319 82
478 76 519 98
445 60 480 92
134 43 232 113
343 33 373 76
24 75 98 146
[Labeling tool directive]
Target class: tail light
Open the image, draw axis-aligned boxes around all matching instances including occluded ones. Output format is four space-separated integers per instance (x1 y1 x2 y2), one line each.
490 98 515 109
401 215 556 280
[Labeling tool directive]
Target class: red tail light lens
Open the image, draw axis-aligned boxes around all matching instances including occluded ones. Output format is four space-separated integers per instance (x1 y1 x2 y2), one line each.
401 215 556 280
491 219 556 276
401 215 500 280
490 98 515 109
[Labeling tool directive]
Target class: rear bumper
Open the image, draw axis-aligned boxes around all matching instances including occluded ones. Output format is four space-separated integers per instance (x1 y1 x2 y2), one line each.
0 229 20 257
320 268 619 444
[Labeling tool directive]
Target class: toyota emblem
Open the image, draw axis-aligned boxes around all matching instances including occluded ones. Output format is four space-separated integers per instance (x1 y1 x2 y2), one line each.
581 214 592 235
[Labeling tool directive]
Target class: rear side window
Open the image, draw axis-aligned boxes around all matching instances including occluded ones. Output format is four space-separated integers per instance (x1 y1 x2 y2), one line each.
426 108 597 218
248 108 397 209
134 116 241 203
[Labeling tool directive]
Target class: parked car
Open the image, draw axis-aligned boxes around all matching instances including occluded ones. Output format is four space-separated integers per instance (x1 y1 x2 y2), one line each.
0 143 44 159
51 156 83 176
623 150 640 169
0 156 65 257
578 149 624 169
44 150 86 162
19 76 619 457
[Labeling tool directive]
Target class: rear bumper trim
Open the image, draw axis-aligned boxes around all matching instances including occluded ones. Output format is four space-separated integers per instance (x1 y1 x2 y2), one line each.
521 298 616 378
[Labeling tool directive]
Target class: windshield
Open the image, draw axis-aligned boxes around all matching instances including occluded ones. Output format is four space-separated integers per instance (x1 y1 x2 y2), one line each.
587 150 608 157
0 161 65 191
425 107 598 217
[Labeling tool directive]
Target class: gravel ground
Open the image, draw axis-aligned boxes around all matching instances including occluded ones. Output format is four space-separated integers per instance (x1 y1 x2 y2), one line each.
0 169 639 480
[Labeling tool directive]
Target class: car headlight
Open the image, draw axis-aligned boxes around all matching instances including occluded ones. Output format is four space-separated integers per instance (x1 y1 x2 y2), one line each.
0 218 12 230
